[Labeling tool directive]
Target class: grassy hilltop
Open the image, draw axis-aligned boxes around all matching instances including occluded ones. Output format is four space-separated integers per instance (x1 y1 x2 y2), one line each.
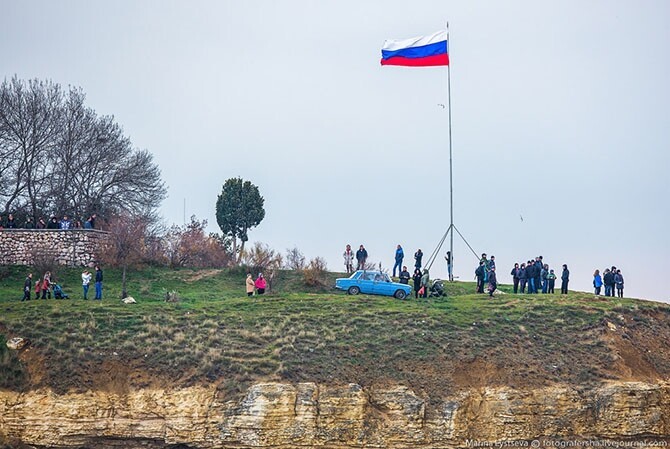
1 265 669 400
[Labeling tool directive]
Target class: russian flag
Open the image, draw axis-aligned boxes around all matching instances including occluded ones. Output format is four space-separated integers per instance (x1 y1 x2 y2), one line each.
381 30 449 67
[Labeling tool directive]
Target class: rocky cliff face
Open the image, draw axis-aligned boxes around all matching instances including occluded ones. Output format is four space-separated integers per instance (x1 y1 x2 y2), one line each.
1 381 668 448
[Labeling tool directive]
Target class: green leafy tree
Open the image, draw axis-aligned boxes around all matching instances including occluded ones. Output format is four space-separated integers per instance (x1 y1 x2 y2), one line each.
215 178 265 263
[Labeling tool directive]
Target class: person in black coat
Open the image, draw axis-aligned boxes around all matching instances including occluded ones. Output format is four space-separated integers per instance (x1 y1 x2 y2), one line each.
355 245 368 270
412 268 422 299
22 273 32 301
510 263 520 293
518 263 528 293
561 264 570 294
475 261 485 293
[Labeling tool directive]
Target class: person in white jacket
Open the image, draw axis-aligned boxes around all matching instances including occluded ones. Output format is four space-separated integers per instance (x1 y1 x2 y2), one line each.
82 270 92 300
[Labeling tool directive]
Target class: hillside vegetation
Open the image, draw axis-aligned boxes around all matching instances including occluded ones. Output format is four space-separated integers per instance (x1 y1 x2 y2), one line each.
1 265 669 401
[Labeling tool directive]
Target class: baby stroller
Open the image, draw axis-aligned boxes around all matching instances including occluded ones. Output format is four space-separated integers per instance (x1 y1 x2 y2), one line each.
53 284 69 299
429 279 446 297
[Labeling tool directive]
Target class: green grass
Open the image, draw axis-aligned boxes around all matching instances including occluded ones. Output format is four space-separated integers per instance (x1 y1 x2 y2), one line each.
0 265 669 399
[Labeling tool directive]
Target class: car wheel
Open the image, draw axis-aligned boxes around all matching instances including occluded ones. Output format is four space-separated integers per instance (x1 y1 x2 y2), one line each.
348 286 360 295
394 289 407 300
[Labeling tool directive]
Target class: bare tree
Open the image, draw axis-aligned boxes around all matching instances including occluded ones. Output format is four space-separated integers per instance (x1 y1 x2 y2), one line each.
100 214 150 299
0 77 62 218
0 77 166 222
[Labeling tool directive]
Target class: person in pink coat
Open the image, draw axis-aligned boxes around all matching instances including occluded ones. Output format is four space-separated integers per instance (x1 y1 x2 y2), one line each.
254 273 267 295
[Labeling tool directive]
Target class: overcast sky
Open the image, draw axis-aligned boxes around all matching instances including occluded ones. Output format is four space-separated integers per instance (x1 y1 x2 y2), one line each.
2 1 669 302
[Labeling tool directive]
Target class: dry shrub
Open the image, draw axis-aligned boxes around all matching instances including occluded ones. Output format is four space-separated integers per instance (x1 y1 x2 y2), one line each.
285 246 306 270
303 257 328 287
163 216 232 268
241 242 283 291
30 249 58 279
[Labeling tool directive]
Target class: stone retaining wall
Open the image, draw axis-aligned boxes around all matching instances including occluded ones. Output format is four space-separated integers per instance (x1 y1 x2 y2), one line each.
0 229 110 267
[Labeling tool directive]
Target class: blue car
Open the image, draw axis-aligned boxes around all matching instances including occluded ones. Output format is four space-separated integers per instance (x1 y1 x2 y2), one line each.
335 270 412 300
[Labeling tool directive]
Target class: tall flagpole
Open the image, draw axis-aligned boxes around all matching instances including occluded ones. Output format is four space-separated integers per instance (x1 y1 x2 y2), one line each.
447 22 454 281
425 23 479 279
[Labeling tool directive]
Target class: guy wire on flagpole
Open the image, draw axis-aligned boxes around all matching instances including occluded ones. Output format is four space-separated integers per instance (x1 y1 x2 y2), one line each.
426 22 479 279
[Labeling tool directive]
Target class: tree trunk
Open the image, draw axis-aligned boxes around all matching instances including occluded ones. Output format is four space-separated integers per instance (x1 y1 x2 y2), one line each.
121 264 127 299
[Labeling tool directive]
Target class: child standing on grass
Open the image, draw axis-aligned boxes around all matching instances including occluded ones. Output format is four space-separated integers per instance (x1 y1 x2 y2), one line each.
22 273 32 302
246 273 255 296
547 269 556 294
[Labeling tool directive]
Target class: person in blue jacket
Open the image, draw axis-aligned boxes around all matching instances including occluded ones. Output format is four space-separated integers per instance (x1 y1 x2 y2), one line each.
593 269 603 295
392 244 404 277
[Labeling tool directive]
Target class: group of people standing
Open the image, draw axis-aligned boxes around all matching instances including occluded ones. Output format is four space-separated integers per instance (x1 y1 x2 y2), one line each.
21 265 103 301
593 267 624 297
509 256 568 295
474 253 498 297
245 273 267 296
1 213 96 230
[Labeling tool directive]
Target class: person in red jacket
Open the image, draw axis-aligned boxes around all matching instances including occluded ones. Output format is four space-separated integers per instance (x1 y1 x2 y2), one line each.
254 273 267 295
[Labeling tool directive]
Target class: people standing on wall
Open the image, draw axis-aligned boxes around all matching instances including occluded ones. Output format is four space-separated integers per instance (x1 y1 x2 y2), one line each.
22 273 32 302
94 265 103 300
59 215 72 230
392 244 404 278
82 270 92 300
561 264 570 294
6 214 17 228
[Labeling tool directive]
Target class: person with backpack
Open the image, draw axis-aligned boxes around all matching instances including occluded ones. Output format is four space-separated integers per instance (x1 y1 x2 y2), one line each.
510 263 520 293
593 269 603 295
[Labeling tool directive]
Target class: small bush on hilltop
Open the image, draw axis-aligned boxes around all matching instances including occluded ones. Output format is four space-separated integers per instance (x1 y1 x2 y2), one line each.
285 246 306 270
303 257 328 287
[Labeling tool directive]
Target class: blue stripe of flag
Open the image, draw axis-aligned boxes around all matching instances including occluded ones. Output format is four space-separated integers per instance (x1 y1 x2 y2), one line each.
381 40 448 60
